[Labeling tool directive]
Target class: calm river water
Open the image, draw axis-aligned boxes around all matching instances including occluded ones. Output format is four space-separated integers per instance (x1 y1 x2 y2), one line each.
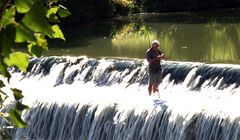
46 11 240 64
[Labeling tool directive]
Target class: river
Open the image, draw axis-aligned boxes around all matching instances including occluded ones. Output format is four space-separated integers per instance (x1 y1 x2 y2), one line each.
44 11 240 64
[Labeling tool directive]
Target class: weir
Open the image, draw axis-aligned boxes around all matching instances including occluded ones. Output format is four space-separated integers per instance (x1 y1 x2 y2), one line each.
5 56 240 140
13 56 240 90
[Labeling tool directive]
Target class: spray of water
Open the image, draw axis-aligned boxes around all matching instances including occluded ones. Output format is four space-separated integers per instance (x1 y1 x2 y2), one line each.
2 56 240 140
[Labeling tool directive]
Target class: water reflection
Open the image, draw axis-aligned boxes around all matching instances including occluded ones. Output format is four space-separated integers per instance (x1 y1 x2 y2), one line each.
205 23 240 63
46 13 240 64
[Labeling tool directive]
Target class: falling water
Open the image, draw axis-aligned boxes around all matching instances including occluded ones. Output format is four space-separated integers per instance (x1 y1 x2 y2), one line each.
3 56 240 140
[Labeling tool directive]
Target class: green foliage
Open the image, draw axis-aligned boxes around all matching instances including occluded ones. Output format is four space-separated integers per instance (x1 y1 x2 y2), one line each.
136 0 240 13
58 0 240 24
9 89 28 128
9 109 28 128
58 5 71 18
47 6 60 23
15 24 36 43
0 80 5 88
5 52 29 73
1 24 15 57
112 23 157 48
60 0 136 23
0 6 15 28
15 0 34 13
21 1 53 37
0 0 70 138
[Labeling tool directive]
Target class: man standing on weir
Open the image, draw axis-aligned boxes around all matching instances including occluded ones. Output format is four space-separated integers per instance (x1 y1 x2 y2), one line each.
146 40 165 96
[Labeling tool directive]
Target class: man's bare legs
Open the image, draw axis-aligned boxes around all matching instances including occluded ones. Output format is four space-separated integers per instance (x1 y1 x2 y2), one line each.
148 84 153 96
148 84 159 96
153 84 159 93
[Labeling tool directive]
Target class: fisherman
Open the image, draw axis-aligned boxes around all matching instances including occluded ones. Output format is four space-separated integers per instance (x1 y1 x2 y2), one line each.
146 40 165 96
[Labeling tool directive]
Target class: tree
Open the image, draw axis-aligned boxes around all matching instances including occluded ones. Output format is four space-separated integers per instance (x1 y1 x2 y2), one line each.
0 0 70 138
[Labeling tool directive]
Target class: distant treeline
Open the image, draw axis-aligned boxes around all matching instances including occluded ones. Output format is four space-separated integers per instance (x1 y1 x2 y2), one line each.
60 0 240 23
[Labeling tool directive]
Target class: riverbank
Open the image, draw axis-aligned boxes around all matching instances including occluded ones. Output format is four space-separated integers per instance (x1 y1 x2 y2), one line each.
60 0 240 24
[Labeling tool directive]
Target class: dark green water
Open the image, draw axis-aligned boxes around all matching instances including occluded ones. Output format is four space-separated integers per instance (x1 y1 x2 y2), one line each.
46 11 240 64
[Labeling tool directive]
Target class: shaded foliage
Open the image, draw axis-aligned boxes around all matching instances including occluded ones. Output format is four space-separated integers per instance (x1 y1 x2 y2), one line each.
59 0 136 23
59 0 240 24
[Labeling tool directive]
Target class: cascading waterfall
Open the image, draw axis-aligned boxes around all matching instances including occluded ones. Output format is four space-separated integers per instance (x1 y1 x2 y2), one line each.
4 56 240 140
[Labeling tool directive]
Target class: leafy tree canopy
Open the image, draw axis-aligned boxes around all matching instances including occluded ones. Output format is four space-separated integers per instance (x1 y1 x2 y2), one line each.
0 0 70 138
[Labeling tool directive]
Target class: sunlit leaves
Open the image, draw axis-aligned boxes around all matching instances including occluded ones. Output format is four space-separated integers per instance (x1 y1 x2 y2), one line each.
21 0 54 37
52 25 65 40
27 33 48 57
0 6 15 28
112 24 157 48
47 7 59 16
35 33 48 49
46 5 71 23
114 0 134 6
46 6 60 23
15 0 35 13
112 23 154 40
4 52 29 73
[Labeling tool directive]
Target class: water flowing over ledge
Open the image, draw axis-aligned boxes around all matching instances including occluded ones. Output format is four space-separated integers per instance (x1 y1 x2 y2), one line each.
11 56 240 90
4 56 240 140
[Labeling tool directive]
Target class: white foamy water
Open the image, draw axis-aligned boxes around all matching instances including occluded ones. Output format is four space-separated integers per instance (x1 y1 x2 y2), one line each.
5 74 240 140
6 69 240 118
2 57 240 140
